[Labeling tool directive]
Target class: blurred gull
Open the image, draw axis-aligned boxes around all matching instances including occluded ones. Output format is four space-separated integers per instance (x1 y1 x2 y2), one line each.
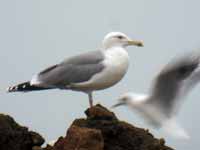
112 51 200 139
7 32 143 107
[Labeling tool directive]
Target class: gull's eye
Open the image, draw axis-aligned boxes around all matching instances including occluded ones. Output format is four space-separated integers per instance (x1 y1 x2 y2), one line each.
117 35 124 39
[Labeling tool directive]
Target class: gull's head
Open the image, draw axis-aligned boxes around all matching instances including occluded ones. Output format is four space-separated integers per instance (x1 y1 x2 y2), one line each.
112 92 147 108
102 32 143 49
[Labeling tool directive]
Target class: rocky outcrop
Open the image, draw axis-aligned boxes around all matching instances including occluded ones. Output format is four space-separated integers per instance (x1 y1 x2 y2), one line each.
44 104 173 150
0 114 44 150
0 104 173 150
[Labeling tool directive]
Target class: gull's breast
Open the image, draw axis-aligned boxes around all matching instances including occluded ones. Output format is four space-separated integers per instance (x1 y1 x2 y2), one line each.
73 48 129 91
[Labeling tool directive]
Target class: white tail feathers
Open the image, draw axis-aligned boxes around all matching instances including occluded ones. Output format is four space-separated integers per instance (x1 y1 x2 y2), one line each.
162 119 190 140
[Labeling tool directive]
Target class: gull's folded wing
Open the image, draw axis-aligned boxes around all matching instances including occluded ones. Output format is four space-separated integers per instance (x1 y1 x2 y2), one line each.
31 51 105 88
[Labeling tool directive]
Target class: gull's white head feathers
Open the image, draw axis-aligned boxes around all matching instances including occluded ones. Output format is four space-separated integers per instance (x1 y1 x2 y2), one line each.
112 92 147 108
113 50 200 139
102 32 143 49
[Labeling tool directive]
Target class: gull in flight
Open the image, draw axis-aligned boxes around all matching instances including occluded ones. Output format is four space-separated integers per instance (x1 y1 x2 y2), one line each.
7 32 143 107
112 51 200 139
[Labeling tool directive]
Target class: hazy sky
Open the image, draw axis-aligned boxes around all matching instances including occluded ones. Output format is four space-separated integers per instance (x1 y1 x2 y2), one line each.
1 0 200 149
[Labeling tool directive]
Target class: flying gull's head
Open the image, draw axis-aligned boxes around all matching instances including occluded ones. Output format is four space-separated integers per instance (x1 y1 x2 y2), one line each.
102 32 143 49
112 92 147 109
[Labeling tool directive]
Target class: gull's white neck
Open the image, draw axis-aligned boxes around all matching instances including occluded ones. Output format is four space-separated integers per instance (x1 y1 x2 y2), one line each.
103 46 129 64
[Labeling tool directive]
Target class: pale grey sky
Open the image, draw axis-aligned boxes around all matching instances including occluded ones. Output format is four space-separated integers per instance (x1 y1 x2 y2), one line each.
1 0 200 149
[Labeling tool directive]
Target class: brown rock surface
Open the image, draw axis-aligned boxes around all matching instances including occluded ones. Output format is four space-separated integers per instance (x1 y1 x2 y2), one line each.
0 114 45 150
44 104 173 150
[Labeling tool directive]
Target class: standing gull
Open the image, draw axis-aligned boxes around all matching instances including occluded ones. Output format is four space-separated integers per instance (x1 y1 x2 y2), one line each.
112 51 200 139
7 32 143 107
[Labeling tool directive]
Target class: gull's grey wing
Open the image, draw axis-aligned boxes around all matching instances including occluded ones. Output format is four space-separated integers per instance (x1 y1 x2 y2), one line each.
148 51 200 117
34 50 105 88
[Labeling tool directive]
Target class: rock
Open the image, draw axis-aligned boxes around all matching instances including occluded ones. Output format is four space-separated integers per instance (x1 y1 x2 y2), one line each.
0 114 45 150
32 146 43 150
85 104 118 120
30 131 45 146
0 105 174 150
54 125 104 150
44 104 173 150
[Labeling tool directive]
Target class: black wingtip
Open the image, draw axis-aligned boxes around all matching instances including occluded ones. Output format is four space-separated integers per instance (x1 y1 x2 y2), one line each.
6 86 18 92
7 82 32 93
7 81 53 93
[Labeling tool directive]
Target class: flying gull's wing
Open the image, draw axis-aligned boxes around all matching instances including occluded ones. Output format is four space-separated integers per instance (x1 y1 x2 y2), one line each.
148 51 200 117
